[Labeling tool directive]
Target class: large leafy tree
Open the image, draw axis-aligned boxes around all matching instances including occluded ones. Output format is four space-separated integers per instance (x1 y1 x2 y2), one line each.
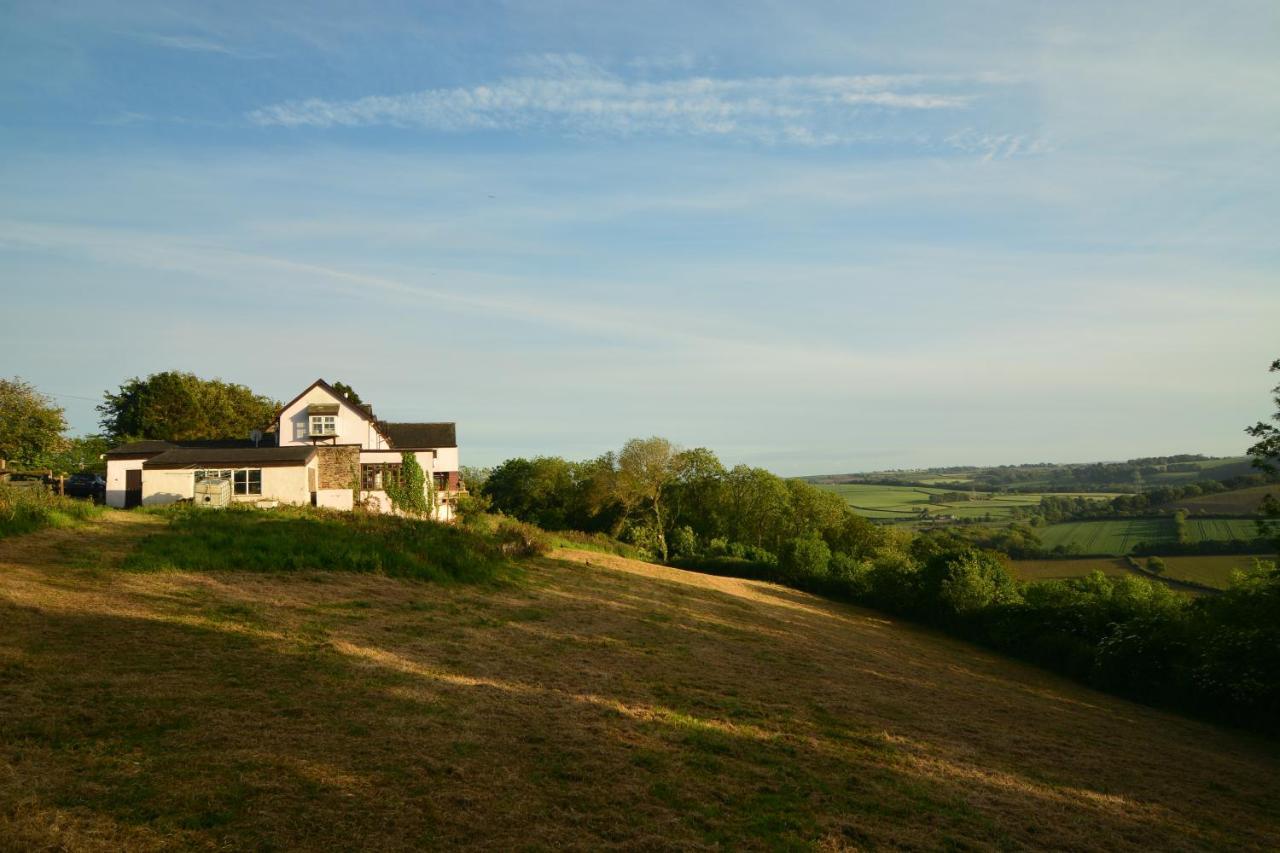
98 371 279 442
616 437 681 562
0 377 68 467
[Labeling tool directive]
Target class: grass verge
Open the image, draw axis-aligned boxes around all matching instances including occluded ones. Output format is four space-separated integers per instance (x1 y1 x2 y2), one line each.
124 504 508 583
0 483 103 539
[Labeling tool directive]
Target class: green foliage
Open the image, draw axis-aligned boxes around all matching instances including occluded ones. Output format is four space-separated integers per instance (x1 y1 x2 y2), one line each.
330 381 364 406
98 371 278 442
0 377 68 467
1245 357 1280 473
123 504 505 582
43 434 112 475
0 482 104 538
778 535 831 581
670 524 699 558
384 451 431 516
1146 556 1167 575
494 517 552 558
453 490 492 530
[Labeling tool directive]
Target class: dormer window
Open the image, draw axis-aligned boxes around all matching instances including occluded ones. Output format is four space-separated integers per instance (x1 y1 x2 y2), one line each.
310 414 336 435
306 403 340 437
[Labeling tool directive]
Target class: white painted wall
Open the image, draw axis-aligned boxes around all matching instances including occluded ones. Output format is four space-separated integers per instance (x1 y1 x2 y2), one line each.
434 446 460 472
140 466 312 507
105 458 145 508
142 470 194 505
317 489 354 511
278 384 389 450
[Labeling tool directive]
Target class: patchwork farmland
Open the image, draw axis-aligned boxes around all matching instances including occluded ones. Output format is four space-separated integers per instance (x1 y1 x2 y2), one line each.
1011 554 1272 590
1037 518 1266 555
816 483 1112 523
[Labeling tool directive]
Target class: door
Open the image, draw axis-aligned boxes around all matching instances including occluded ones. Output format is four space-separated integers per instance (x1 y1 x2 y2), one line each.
125 469 142 508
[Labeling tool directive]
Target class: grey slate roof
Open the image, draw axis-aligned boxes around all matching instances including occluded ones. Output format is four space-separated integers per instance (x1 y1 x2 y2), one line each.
104 440 179 456
144 446 316 468
379 422 457 449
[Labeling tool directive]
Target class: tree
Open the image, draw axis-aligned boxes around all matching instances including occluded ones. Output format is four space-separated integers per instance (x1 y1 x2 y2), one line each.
616 437 680 562
98 372 278 442
0 377 67 467
1245 357 1280 472
331 381 365 406
46 435 112 474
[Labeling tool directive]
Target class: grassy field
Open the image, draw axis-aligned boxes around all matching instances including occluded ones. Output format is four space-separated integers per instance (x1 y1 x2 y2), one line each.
2 513 1280 848
1172 485 1280 515
1011 555 1274 590
1037 518 1265 555
817 483 1112 523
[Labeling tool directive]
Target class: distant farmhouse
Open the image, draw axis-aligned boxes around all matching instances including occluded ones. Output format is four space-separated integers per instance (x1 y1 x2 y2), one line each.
104 379 461 520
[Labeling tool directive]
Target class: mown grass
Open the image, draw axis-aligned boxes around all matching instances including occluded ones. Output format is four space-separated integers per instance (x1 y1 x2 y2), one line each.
124 504 508 583
817 483 1114 523
0 483 103 539
1039 517 1267 555
1010 554 1272 590
1172 484 1280 514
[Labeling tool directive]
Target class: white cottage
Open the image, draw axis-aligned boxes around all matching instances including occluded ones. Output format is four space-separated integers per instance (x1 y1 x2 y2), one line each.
104 379 461 521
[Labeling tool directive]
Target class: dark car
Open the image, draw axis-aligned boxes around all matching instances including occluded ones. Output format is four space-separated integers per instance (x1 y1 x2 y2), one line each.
64 473 107 500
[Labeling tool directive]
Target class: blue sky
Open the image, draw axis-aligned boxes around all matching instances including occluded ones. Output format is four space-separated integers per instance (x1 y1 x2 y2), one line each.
2 1 1277 474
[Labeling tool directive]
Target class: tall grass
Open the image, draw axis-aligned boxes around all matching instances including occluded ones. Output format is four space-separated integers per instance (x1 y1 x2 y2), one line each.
124 504 509 583
0 483 103 538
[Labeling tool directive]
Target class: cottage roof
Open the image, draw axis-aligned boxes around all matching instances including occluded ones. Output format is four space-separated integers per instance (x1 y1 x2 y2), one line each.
378 422 457 449
143 446 317 469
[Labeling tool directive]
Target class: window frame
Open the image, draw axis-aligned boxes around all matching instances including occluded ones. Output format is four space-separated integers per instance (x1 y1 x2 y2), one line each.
360 463 403 491
309 414 338 436
195 468 262 496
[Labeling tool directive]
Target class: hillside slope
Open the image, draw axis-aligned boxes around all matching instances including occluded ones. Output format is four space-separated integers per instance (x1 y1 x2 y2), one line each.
2 515 1278 850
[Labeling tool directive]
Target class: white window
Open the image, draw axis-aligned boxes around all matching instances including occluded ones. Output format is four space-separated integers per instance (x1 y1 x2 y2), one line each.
309 414 337 436
195 468 262 496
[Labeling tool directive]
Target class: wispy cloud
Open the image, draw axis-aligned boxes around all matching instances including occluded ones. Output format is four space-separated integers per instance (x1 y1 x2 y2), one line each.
128 31 271 59
246 56 994 145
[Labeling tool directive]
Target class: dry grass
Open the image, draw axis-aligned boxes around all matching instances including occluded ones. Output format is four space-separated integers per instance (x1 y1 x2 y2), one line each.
2 515 1279 850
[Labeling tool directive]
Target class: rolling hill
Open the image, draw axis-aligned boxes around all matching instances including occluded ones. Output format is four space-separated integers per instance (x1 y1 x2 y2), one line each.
2 513 1278 849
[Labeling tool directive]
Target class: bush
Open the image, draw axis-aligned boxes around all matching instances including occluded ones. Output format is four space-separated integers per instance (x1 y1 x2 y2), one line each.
1146 556 1166 575
670 525 700 558
778 535 831 581
0 482 103 538
495 517 552 558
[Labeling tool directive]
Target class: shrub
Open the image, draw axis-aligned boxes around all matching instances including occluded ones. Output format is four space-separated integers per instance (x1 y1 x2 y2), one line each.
1146 556 1166 575
670 525 700 558
0 482 103 538
778 535 831 581
495 517 552 558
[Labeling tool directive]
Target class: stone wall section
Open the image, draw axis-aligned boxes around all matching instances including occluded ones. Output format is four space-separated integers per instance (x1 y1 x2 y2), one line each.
317 445 360 491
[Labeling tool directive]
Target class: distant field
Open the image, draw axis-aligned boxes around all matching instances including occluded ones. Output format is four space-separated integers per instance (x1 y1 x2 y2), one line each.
1172 484 1280 515
1038 518 1266 555
818 483 1112 523
1011 554 1274 590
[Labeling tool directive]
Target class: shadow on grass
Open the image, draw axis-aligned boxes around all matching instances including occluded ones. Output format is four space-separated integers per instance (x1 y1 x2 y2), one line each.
4 562 1280 853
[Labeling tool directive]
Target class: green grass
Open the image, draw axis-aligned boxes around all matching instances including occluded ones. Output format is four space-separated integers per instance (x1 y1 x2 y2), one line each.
817 483 1113 523
124 504 508 583
1172 485 1280 515
0 483 103 539
1037 519 1173 554
1038 517 1266 555
1011 554 1274 590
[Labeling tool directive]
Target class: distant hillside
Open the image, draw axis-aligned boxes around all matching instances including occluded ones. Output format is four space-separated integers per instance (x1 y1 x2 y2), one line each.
806 455 1257 493
3 513 1279 849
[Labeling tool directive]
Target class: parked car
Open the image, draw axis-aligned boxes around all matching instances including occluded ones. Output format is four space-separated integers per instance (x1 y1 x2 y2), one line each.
64 473 107 500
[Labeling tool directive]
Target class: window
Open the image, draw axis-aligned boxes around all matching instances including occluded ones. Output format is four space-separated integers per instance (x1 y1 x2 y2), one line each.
309 414 337 436
433 473 448 491
234 469 262 496
195 468 261 496
360 463 402 491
